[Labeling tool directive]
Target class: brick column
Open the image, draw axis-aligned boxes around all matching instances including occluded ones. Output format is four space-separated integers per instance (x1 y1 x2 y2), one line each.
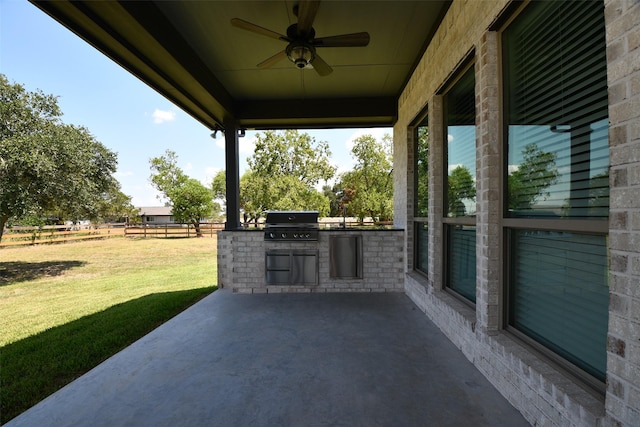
404 126 416 272
475 32 502 333
428 96 444 289
604 0 640 425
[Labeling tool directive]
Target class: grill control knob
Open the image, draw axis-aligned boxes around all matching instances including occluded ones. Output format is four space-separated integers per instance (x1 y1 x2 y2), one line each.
281 233 287 239
269 232 276 239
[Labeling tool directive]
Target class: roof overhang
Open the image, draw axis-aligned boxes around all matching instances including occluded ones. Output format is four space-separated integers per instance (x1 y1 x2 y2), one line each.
31 1 451 131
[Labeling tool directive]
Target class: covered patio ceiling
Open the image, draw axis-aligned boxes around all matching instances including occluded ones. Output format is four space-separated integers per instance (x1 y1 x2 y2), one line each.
31 0 451 131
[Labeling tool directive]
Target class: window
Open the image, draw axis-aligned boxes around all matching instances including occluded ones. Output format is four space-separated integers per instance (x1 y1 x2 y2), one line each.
414 116 429 274
443 64 476 303
508 230 608 381
503 0 608 385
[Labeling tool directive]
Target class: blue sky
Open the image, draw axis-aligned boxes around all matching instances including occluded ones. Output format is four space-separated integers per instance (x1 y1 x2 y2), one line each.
0 1 391 207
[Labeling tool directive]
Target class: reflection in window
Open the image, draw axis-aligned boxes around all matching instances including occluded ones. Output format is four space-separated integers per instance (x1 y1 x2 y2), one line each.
504 0 609 219
446 67 476 217
507 121 609 218
415 223 429 274
448 225 476 302
503 0 609 385
416 124 429 218
509 230 608 381
444 64 476 303
415 119 429 275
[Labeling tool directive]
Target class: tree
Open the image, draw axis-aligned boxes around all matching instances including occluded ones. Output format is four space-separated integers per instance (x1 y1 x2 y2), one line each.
338 134 394 222
149 150 188 193
447 166 475 217
241 130 335 220
416 126 429 217
149 150 213 236
508 143 559 211
0 75 118 241
249 130 335 187
94 182 138 223
208 170 226 222
322 183 343 217
239 170 265 224
211 170 226 200
170 178 214 229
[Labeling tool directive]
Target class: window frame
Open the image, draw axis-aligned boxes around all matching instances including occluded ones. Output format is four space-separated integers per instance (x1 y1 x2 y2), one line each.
499 0 609 393
440 58 477 305
413 110 430 277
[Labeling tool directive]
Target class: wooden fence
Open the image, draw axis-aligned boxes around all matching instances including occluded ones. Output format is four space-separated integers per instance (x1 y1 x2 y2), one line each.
1 220 390 247
0 223 225 247
124 223 223 238
0 223 126 247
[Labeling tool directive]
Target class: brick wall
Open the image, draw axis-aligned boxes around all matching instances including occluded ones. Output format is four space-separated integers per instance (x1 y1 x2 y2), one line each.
395 0 640 425
217 230 404 293
605 0 640 425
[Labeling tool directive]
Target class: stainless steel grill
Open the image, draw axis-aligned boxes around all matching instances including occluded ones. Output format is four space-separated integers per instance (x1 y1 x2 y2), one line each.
264 211 319 241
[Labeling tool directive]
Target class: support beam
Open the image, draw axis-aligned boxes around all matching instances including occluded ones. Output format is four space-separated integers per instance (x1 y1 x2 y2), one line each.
224 119 241 230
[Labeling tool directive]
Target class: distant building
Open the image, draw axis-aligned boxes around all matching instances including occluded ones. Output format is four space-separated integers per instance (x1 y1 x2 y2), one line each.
137 207 211 224
137 207 174 224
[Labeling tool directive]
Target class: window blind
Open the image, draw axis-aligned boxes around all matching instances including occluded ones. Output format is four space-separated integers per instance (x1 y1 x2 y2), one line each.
447 226 476 303
504 0 609 383
509 230 608 381
446 67 476 218
415 223 429 274
504 0 609 219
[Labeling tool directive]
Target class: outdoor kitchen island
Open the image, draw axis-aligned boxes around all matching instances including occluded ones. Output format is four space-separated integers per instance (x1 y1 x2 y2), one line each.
217 224 404 294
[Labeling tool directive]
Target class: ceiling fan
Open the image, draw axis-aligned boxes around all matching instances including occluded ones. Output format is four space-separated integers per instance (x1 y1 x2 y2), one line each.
231 0 370 76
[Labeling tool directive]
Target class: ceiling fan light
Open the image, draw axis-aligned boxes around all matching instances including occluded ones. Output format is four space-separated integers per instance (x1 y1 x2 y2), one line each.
286 43 315 69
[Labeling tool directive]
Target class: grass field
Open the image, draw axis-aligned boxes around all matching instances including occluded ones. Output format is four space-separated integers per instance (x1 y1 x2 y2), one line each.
0 237 218 423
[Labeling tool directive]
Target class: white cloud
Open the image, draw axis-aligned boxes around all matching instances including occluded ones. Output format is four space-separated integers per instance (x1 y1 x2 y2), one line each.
185 162 193 171
346 128 391 152
240 136 256 154
152 109 176 124
127 184 165 207
206 166 221 176
202 167 222 186
448 134 454 143
508 164 519 174
448 163 464 174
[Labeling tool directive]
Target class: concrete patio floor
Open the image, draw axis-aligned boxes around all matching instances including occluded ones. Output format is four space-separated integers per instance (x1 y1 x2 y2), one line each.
7 290 530 426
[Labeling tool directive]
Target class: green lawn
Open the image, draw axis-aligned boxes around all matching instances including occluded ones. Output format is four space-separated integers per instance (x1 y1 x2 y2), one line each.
0 237 217 423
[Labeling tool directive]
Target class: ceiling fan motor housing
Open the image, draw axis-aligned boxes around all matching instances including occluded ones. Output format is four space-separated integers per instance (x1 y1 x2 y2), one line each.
286 41 316 68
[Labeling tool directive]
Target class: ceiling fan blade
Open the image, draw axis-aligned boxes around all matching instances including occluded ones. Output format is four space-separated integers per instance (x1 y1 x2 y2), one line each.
231 18 289 42
296 0 320 36
314 32 370 47
311 53 332 76
257 50 287 68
